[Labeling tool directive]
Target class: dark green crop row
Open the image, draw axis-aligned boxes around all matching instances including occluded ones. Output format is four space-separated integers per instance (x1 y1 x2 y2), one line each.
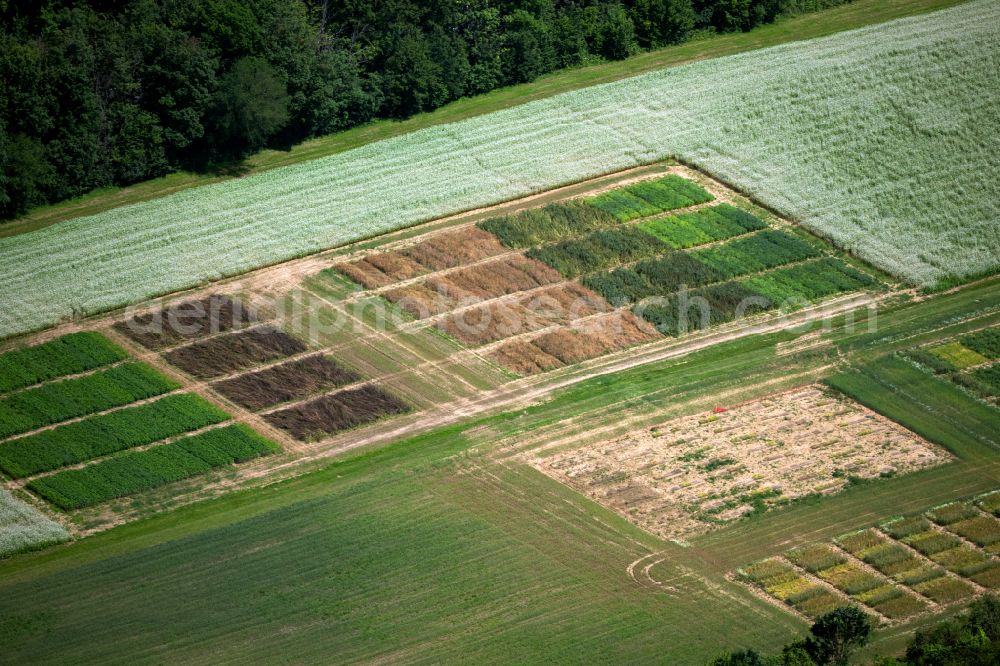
588 175 714 221
583 253 724 305
27 424 279 510
637 204 767 249
526 227 667 278
0 332 128 394
691 230 821 278
0 363 179 440
583 229 817 306
961 328 1000 360
637 258 876 336
0 394 230 478
477 201 617 249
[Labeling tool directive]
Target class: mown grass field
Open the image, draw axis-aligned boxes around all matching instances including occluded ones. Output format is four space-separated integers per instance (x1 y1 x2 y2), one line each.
1 277 998 663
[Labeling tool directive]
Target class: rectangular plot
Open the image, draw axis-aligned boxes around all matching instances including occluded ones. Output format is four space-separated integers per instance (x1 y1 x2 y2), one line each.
264 384 410 441
531 386 948 539
438 283 610 346
930 545 993 577
960 328 1000 360
0 363 179 439
527 227 668 278
27 424 278 510
692 230 820 278
927 501 980 525
744 257 877 304
0 394 229 478
477 201 617 249
212 356 361 411
817 562 882 596
787 544 845 573
912 575 975 604
523 312 659 368
164 326 307 380
927 341 988 369
589 175 713 221
114 295 254 350
0 332 128 394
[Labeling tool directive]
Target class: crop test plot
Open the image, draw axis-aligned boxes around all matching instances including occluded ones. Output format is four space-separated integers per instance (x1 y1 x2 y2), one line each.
528 386 950 539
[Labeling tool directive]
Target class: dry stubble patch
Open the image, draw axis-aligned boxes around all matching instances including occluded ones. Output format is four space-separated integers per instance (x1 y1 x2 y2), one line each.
527 386 951 539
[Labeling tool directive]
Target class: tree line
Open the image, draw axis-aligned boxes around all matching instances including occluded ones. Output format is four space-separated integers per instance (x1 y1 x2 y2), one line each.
0 0 851 220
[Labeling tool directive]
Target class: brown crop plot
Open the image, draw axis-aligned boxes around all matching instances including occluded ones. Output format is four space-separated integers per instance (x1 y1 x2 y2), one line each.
438 283 610 346
384 256 562 319
528 386 950 539
164 326 307 379
211 355 361 411
264 384 410 440
114 294 254 350
493 311 659 372
336 227 504 288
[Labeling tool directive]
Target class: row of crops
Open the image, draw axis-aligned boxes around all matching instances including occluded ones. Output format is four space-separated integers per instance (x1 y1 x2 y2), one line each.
586 174 714 221
0 394 230 478
739 492 1000 623
0 363 180 439
27 425 278 510
0 331 282 530
0 332 128 394
479 174 720 253
638 259 876 336
911 326 1000 400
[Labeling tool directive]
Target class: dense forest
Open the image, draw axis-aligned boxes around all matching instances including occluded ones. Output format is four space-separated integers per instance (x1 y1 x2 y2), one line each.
0 0 850 219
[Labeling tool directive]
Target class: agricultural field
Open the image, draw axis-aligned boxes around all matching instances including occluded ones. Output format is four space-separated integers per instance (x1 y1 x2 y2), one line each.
0 330 282 541
1 0 998 339
0 487 69 558
0 272 998 661
907 325 1000 402
737 490 1000 626
333 168 881 376
526 386 949 539
0 2 998 662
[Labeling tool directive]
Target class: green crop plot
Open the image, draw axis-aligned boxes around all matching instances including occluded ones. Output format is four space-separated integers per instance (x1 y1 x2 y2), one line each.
588 175 714 221
0 394 230 478
478 201 618 249
27 424 279 511
637 204 766 249
0 363 179 439
0 332 127 394
928 341 988 369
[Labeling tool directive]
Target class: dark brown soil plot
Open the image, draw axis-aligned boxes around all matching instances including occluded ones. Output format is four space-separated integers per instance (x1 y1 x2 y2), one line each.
164 326 307 379
264 384 410 440
211 355 361 411
114 294 254 350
